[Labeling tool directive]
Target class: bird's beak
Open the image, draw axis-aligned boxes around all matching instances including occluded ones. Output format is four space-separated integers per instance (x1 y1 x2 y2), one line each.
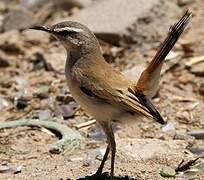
29 25 52 33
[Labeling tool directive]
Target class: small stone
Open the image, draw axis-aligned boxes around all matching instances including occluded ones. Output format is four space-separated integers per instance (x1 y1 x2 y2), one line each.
13 165 22 174
30 52 51 71
0 56 9 67
0 97 9 110
162 122 175 132
56 94 74 104
195 162 204 171
2 7 35 31
39 110 51 121
0 165 10 173
160 166 176 178
189 147 204 157
188 130 204 139
189 61 204 76
88 148 104 159
82 161 90 167
15 97 29 110
199 83 204 96
88 125 106 141
177 0 195 6
55 103 77 119
15 76 28 88
34 85 49 99
178 73 194 85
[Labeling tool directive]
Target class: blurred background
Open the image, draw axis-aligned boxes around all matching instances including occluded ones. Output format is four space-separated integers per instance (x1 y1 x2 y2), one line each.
0 0 204 179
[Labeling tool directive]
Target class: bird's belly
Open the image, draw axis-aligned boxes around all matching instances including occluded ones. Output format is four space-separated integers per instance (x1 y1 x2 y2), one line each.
67 80 121 122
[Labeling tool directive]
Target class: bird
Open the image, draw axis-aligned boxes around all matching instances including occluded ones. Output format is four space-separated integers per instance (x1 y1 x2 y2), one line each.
30 11 191 179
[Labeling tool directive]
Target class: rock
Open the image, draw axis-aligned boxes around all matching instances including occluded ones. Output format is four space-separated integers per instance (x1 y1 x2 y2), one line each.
15 97 29 110
178 73 195 85
0 30 24 55
189 61 204 76
59 0 161 44
177 0 195 6
199 83 204 96
15 76 28 88
188 130 204 139
0 97 9 110
56 94 74 104
30 52 54 71
33 85 49 99
2 7 35 31
160 166 176 178
20 0 92 12
189 147 204 157
162 122 175 132
39 109 52 121
88 125 106 141
0 30 21 45
55 103 77 119
0 56 9 67
117 138 187 161
0 165 10 173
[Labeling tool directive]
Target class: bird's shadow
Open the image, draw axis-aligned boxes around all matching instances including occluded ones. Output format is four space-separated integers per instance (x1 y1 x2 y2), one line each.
76 172 136 180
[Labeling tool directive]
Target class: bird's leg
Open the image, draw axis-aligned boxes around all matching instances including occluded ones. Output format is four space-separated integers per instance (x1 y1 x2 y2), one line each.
108 124 116 178
95 143 110 175
98 122 116 179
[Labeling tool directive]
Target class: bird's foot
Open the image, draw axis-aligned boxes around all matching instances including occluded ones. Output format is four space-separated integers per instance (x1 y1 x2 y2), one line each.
87 172 109 180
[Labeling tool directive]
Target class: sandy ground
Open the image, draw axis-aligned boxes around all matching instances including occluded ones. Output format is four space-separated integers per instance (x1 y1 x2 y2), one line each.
0 0 204 179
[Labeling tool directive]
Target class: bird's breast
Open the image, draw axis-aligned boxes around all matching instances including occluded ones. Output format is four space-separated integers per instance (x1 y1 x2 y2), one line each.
66 76 121 122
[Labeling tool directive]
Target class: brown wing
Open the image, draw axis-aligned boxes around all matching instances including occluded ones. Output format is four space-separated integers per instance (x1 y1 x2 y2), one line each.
76 65 165 124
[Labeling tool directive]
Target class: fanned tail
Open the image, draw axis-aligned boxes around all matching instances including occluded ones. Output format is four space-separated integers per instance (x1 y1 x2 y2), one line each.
136 11 192 97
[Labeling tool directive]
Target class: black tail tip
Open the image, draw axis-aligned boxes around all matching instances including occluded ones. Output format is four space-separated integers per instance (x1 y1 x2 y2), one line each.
154 113 166 125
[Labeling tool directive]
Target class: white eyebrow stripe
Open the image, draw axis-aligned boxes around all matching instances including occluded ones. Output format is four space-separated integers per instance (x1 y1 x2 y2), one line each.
54 27 84 33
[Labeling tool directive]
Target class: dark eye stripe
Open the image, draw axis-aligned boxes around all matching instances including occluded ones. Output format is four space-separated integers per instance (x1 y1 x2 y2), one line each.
57 30 75 36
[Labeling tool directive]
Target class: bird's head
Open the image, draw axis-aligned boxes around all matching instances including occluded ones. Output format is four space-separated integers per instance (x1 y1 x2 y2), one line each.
30 21 100 53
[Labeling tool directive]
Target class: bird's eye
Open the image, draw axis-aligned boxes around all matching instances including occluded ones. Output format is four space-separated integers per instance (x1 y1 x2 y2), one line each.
57 30 75 36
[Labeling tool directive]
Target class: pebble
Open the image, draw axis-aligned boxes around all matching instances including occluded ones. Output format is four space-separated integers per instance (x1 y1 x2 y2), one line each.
160 166 176 178
15 97 29 110
39 109 52 121
2 7 35 31
0 56 9 67
0 97 9 110
162 122 175 132
189 61 204 76
177 0 195 6
34 85 49 99
188 130 204 139
15 76 28 88
199 83 204 96
55 104 76 119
